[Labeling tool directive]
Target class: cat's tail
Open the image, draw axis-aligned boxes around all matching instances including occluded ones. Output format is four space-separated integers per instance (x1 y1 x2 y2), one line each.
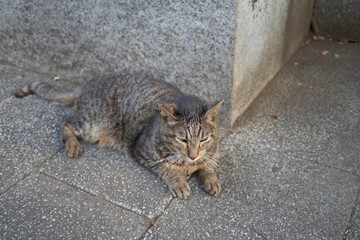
14 81 82 106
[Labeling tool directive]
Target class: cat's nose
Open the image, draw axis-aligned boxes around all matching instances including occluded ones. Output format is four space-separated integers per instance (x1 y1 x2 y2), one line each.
188 145 199 160
189 155 197 160
188 151 199 161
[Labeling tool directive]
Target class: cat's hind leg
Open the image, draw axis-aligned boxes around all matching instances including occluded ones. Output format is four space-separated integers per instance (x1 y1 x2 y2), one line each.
60 117 83 158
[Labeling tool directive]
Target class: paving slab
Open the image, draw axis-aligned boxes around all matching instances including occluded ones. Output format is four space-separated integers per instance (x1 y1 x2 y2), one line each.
40 126 231 218
150 133 359 239
236 38 360 175
0 173 147 239
40 143 172 218
0 64 81 193
0 94 69 193
148 40 360 239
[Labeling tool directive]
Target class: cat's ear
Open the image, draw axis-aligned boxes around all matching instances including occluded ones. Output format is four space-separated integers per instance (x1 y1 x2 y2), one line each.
159 103 178 120
204 100 223 124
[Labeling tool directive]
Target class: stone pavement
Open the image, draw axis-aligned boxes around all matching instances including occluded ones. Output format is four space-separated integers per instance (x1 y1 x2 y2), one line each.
1 38 359 239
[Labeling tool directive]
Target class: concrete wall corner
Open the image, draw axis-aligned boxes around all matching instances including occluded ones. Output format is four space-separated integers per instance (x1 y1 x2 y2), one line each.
230 0 314 125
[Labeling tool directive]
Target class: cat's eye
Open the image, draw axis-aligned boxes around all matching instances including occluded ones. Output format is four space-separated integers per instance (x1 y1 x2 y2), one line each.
177 137 188 143
200 137 209 142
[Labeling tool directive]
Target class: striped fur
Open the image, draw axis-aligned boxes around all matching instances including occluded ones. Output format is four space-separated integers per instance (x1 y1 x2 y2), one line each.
15 73 223 199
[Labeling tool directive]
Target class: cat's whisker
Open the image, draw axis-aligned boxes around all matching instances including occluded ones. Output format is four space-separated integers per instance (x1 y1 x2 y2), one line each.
209 152 225 157
198 158 208 165
150 154 178 166
204 155 219 161
157 163 171 176
201 155 219 168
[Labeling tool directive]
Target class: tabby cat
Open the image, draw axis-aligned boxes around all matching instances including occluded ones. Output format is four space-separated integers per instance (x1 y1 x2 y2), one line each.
15 73 223 199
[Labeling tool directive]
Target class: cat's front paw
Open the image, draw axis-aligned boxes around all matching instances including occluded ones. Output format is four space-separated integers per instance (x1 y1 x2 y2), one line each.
65 138 82 158
169 180 191 200
202 175 221 196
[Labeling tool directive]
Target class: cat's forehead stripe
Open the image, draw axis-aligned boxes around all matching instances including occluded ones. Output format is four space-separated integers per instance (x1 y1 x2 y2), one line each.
186 120 202 138
198 126 202 135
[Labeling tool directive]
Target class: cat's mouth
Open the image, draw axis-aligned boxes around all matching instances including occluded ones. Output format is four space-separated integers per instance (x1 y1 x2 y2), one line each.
183 157 197 163
165 152 204 164
182 154 203 163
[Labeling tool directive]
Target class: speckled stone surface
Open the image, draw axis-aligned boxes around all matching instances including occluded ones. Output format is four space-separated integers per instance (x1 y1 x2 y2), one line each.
40 143 172 218
0 174 147 239
151 158 358 239
0 0 237 123
0 68 70 192
151 129 359 239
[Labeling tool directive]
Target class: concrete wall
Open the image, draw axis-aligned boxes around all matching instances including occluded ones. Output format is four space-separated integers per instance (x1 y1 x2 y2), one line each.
232 0 314 124
0 0 313 125
313 0 360 41
231 0 313 123
0 0 237 123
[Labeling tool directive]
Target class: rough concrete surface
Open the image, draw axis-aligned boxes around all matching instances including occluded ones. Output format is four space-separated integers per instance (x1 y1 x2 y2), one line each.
0 1 315 124
1 174 147 239
0 0 237 123
236 38 360 175
0 87 68 193
1 39 360 239
152 155 357 239
40 143 172 217
313 0 360 41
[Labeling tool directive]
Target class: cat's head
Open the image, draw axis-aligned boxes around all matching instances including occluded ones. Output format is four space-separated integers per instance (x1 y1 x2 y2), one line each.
159 97 223 162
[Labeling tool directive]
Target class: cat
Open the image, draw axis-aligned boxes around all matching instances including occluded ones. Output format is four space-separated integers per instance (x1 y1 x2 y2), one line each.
14 73 223 199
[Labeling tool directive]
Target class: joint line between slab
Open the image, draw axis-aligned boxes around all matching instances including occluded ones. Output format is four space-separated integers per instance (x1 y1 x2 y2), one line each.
0 171 33 196
137 197 174 240
37 171 150 220
302 157 360 178
342 183 360 240
0 147 63 196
